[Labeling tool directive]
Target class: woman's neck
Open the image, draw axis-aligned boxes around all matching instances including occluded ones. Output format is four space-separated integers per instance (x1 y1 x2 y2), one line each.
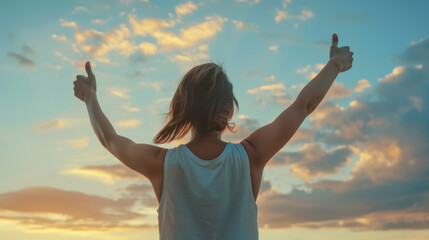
189 130 223 144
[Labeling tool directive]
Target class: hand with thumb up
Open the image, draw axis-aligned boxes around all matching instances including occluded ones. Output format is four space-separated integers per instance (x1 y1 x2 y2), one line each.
73 61 97 102
329 34 353 72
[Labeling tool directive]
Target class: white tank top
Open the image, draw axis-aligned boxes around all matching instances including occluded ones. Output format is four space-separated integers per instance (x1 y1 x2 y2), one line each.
157 142 259 240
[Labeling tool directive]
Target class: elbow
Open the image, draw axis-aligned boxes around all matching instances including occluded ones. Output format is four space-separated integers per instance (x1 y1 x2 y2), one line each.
101 133 115 150
294 98 311 117
305 96 322 115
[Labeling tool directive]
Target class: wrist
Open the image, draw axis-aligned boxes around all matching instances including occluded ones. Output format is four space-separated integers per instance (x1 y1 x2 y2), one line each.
328 58 341 72
85 91 97 104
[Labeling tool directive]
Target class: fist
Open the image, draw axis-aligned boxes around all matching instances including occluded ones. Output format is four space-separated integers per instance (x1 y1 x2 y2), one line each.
329 34 354 72
73 61 97 102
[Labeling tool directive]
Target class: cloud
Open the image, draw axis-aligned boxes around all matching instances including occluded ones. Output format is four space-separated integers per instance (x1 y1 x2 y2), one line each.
108 87 131 99
57 137 90 149
169 52 209 63
275 9 314 23
128 16 175 36
0 186 155 231
121 102 140 112
168 44 210 70
298 10 314 20
45 62 62 70
51 33 67 42
247 82 294 108
268 45 278 52
72 6 91 14
7 52 36 67
61 164 146 184
354 79 371 92
129 15 226 51
296 64 311 73
253 36 429 230
175 1 198 18
378 66 405 82
275 9 288 23
307 71 318 79
247 83 286 94
60 18 79 28
117 119 142 129
314 63 325 70
236 0 260 4
264 75 276 82
256 177 429 230
138 42 158 55
326 82 352 99
91 19 107 25
399 36 429 66
282 0 291 8
74 25 137 57
283 128 316 145
237 115 260 132
308 101 345 129
269 143 354 181
140 81 162 92
35 118 86 131
117 183 158 207
21 45 36 55
231 20 259 30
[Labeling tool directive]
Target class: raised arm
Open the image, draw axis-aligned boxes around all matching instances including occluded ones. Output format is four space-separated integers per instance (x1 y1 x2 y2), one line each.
73 62 164 180
241 34 354 169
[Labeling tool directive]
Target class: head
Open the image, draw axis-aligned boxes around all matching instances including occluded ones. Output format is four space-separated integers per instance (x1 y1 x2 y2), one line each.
153 62 239 144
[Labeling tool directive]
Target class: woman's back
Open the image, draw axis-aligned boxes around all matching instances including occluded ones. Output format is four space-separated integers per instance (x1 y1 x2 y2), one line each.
157 141 258 240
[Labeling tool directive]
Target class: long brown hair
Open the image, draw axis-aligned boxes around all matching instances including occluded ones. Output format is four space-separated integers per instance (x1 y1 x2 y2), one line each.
153 62 239 144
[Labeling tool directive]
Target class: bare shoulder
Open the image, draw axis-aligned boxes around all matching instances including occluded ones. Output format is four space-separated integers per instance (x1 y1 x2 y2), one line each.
130 144 168 179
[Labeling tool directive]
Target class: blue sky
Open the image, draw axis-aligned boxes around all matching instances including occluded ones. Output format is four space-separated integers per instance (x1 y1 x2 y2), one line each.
1 0 429 239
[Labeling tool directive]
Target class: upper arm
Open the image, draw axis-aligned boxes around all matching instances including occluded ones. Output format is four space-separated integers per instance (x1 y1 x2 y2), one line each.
105 134 165 180
241 100 308 168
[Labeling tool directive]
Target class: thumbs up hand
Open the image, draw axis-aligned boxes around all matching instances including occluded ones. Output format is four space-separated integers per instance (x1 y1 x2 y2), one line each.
329 34 353 73
73 61 97 102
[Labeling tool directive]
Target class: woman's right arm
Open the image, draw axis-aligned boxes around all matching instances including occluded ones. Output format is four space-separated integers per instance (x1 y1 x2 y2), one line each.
241 34 354 169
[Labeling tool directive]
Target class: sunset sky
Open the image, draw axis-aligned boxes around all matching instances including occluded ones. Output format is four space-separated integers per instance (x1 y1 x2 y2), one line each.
1 0 429 239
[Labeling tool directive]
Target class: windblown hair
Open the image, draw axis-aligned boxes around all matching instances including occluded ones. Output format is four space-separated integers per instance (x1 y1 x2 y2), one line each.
153 62 239 144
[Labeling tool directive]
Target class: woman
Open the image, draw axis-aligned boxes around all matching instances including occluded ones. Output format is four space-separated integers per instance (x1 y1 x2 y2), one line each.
73 33 353 240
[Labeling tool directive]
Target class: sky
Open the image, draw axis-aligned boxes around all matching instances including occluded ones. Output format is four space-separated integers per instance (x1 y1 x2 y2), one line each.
1 0 429 239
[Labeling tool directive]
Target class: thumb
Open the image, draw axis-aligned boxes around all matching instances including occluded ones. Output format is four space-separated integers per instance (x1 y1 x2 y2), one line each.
85 61 94 78
332 33 338 48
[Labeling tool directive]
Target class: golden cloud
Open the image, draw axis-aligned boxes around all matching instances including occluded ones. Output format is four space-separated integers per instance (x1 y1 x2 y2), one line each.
268 45 278 51
130 15 226 51
0 186 156 231
247 83 286 94
61 164 146 184
117 119 142 129
108 87 131 99
35 118 86 131
140 81 162 92
326 82 352 99
57 137 90 149
354 79 371 92
175 1 198 18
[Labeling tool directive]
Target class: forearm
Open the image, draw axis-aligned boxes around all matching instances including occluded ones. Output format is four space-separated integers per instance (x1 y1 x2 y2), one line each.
296 59 340 115
85 94 117 148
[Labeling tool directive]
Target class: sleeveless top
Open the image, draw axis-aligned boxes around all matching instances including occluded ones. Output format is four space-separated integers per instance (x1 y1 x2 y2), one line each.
157 142 259 240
